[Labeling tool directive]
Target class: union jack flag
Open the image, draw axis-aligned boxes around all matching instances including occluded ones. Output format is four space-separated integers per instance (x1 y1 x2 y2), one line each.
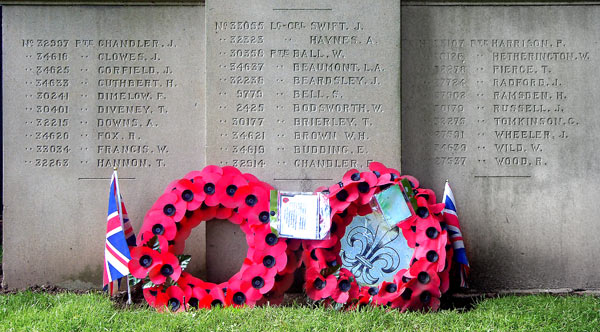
442 181 470 288
103 171 133 295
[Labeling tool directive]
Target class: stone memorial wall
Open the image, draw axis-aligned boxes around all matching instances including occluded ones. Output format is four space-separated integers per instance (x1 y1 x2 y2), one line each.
3 1 600 292
2 5 206 288
402 5 600 290
204 0 400 282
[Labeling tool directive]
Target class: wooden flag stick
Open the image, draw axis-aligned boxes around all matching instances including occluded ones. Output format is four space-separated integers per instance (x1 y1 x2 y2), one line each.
114 168 133 305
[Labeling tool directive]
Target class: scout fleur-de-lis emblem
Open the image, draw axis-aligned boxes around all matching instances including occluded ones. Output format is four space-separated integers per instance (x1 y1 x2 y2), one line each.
340 214 413 286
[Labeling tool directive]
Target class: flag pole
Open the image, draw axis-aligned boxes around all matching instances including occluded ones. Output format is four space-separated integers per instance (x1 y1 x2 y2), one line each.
113 167 133 306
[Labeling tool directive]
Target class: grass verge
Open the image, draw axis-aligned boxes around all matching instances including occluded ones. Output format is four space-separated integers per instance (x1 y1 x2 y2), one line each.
0 292 598 332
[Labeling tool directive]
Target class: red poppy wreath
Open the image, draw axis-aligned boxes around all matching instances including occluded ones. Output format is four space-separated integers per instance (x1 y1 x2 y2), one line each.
302 162 453 311
129 165 301 311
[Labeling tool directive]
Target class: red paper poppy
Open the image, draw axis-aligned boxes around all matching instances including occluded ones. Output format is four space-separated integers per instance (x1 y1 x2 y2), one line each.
414 240 446 273
241 172 260 183
368 162 399 185
372 280 402 305
331 274 359 304
225 279 256 307
200 171 223 207
163 179 180 193
194 203 218 222
305 235 338 250
234 183 270 220
201 165 224 176
182 210 204 229
305 268 336 301
150 192 186 222
129 246 162 279
400 174 420 189
251 247 288 273
398 218 418 247
137 231 168 252
185 287 212 310
158 285 186 312
149 251 182 285
171 178 205 211
341 169 363 186
329 215 348 240
357 285 379 305
328 183 359 214
302 247 340 271
415 222 446 256
141 211 177 241
338 203 358 224
253 225 286 256
272 272 295 295
356 171 379 205
206 285 226 307
178 271 211 291
143 286 165 309
215 173 249 208
215 205 234 219
407 258 435 280
402 285 441 312
241 263 276 298
182 170 203 182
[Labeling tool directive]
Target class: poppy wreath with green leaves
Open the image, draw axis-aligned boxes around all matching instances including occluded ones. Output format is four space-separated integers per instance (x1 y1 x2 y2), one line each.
302 162 453 311
128 165 301 311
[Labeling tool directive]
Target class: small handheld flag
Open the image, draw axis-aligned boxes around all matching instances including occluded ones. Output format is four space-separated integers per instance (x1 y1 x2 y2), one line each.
442 181 470 288
103 170 133 298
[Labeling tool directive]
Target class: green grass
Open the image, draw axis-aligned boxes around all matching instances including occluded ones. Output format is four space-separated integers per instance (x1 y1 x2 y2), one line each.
0 292 598 332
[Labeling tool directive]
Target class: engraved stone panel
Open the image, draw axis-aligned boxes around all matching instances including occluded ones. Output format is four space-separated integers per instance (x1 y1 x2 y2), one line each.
2 5 206 288
205 0 400 282
402 5 600 290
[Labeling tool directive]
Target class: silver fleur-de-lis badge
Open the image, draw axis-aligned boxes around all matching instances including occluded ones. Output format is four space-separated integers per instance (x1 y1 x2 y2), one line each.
340 210 414 286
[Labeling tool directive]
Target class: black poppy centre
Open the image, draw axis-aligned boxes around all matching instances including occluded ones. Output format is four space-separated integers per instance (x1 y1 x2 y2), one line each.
245 194 258 207
226 185 237 196
259 211 270 223
385 283 398 293
233 292 246 305
426 227 439 239
338 279 351 292
368 287 379 296
204 183 215 195
263 255 276 268
140 255 153 268
358 182 370 193
188 297 199 309
160 264 174 277
163 204 176 216
252 276 265 289
265 233 278 246
314 278 326 290
182 189 194 202
336 189 349 202
168 298 181 311
152 224 165 235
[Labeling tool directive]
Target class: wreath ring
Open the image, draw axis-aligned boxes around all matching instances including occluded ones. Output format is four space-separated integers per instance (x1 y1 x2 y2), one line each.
302 162 453 311
128 165 300 311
